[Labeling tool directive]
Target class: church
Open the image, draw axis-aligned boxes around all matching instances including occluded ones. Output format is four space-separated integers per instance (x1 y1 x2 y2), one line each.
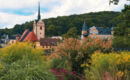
18 2 59 50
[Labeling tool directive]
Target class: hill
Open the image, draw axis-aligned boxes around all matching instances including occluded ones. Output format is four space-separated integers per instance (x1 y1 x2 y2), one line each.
0 11 121 38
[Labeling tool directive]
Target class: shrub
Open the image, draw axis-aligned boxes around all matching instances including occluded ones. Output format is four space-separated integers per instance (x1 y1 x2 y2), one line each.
52 38 112 74
112 36 130 51
48 57 78 80
84 52 130 80
0 42 57 80
0 42 43 63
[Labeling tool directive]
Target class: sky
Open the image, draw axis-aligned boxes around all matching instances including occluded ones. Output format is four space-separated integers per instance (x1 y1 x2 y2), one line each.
0 0 129 29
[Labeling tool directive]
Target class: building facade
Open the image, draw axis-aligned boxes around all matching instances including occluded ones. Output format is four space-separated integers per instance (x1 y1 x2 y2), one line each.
81 21 113 40
33 2 45 40
18 2 59 51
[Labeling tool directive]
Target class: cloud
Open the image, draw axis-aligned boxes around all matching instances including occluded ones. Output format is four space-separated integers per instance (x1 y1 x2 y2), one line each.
0 12 37 28
0 0 129 29
43 0 129 18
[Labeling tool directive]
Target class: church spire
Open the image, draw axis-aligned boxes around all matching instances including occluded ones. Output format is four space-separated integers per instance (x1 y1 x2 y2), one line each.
38 1 41 20
82 20 87 31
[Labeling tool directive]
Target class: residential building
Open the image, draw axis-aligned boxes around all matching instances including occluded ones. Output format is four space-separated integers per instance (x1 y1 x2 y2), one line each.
81 21 113 40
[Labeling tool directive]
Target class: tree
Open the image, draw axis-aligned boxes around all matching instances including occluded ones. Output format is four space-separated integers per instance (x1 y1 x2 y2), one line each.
114 5 130 36
62 27 78 38
109 0 129 5
111 0 130 50
46 25 56 37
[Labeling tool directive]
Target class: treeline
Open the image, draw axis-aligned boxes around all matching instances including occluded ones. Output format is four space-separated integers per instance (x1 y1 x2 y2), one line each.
0 11 121 38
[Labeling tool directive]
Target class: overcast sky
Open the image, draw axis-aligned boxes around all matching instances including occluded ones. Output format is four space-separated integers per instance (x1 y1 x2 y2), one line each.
0 0 129 29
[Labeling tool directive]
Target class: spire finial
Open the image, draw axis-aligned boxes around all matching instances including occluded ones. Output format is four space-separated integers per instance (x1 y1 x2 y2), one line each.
38 0 41 20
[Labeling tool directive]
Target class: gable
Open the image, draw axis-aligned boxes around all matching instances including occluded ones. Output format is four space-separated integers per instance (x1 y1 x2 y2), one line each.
19 29 30 41
89 26 112 35
23 31 38 42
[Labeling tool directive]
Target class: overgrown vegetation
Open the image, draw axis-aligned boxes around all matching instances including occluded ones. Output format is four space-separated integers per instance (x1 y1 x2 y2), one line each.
84 52 130 80
0 38 129 80
0 42 57 80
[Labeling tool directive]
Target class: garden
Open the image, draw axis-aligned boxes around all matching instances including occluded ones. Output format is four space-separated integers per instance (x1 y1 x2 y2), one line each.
0 38 129 80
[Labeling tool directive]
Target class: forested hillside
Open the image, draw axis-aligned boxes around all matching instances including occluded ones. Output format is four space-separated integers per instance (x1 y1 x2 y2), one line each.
0 11 120 37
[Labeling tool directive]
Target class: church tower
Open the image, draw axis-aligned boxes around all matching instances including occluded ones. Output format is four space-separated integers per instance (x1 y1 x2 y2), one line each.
81 21 88 39
33 1 45 40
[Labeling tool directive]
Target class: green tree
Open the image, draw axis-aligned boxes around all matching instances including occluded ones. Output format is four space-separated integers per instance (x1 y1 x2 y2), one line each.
114 5 130 37
109 0 129 5
62 27 78 38
111 0 130 50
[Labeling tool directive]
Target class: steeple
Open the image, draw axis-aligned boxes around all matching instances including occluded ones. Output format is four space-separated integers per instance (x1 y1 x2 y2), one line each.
33 0 45 40
81 20 88 40
82 21 87 31
38 1 41 20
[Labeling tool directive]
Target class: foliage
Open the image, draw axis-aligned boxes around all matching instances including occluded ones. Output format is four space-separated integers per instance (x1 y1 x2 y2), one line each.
0 42 57 80
51 68 77 80
112 5 130 50
48 57 71 70
114 5 130 37
0 45 2 48
0 11 120 37
62 27 78 38
52 38 112 75
112 36 130 50
84 52 130 80
48 53 77 80
0 42 43 63
110 0 130 5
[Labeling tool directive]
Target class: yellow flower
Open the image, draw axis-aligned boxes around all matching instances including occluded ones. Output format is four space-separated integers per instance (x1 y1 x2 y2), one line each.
117 71 124 77
116 59 121 65
81 64 85 67
115 54 120 58
109 59 113 64
86 64 89 67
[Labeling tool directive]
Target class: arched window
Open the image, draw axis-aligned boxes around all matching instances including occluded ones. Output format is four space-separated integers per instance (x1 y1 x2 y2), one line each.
40 27 42 30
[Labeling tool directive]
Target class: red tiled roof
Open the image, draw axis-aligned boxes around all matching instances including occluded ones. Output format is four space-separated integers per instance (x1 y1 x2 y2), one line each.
19 29 30 41
23 31 38 42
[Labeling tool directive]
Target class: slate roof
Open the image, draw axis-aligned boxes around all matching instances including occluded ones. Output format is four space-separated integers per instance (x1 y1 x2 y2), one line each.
96 27 112 35
83 33 89 36
40 38 59 46
82 21 87 31
10 34 20 39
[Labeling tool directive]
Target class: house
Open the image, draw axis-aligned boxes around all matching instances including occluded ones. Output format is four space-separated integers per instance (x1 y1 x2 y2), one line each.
0 34 9 47
9 34 20 44
81 21 113 40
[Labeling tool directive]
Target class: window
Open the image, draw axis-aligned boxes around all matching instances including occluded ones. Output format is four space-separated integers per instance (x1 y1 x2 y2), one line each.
40 27 42 30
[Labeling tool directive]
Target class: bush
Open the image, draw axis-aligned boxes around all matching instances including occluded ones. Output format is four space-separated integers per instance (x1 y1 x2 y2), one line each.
84 52 130 80
48 57 78 80
0 42 43 63
0 42 57 80
112 36 130 51
51 38 112 77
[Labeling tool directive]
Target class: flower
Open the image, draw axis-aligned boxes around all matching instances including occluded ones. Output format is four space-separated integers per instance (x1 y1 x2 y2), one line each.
117 71 124 77
86 64 89 67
